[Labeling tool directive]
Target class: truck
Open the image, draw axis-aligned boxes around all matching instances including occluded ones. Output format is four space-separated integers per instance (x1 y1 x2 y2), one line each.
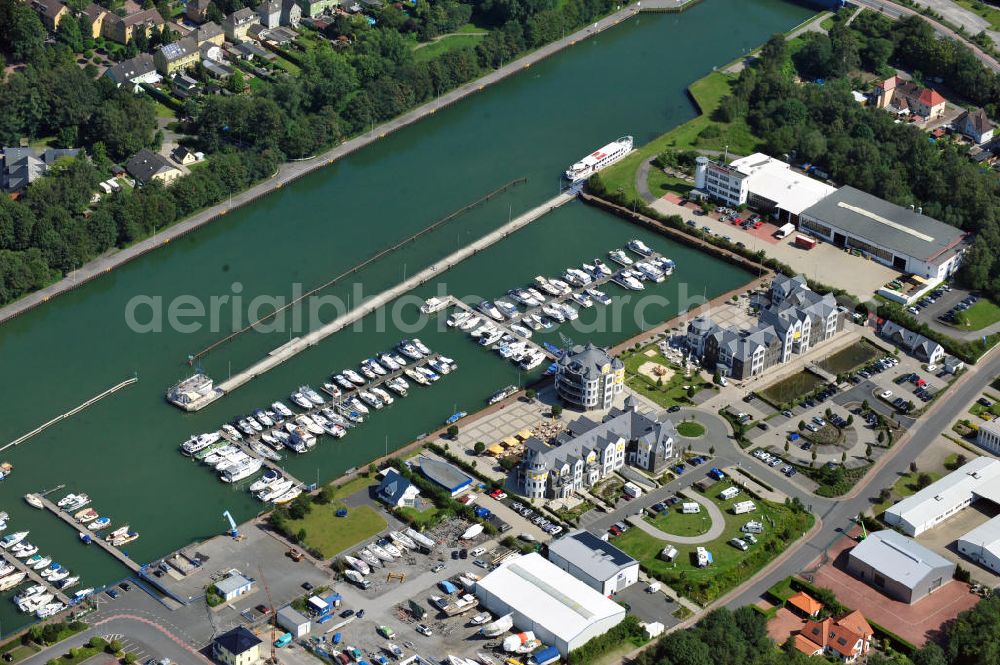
623 482 642 499
274 633 293 648
795 234 817 250
775 222 796 239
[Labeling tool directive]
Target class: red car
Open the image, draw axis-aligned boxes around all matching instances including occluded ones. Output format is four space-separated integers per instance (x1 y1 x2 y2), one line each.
753 220 764 229
609 526 622 536
489 489 507 500
732 217 743 225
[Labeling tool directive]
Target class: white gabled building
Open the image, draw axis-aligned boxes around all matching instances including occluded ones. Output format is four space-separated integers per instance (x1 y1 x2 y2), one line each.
884 457 1000 536
957 518 1000 574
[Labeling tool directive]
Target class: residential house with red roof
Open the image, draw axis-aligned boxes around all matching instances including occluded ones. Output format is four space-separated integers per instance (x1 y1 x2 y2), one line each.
793 611 874 663
874 75 947 120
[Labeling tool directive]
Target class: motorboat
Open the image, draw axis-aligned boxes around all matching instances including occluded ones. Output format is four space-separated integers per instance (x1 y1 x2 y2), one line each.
510 324 532 339
635 261 665 282
412 338 431 355
245 415 263 433
566 268 593 285
388 352 408 367
385 377 408 397
0 562 14 578
469 322 493 338
333 374 355 390
282 433 307 455
253 409 275 428
109 531 138 547
507 289 538 307
357 548 381 568
523 314 542 331
654 256 675 275
478 300 504 321
14 585 45 604
24 554 43 568
613 270 644 291
378 539 402 557
272 401 294 419
371 387 394 406
345 396 370 415
17 592 53 613
236 419 255 437
106 526 129 542
56 494 80 508
2 532 30 550
257 479 295 502
559 303 579 320
378 353 400 371
404 368 430 386
420 297 448 314
445 411 466 426
344 369 366 385
368 543 394 561
388 531 416 550
343 555 371 576
75 508 98 523
89 517 111 531
495 300 519 319
180 431 223 455
24 494 43 509
549 278 572 295
488 385 518 405
321 407 351 428
592 257 612 276
221 424 242 441
0 571 27 592
628 238 653 256
362 359 387 377
458 315 481 331
220 457 263 483
534 276 561 297
571 292 594 308
295 415 324 436
48 568 70 583
289 391 312 410
250 469 283 493
40 563 62 579
446 311 470 328
541 305 565 323
36 602 64 619
358 391 383 410
398 340 423 360
609 249 633 266
585 288 612 305
428 359 451 375
13 543 38 558
273 486 302 504
526 288 546 304
302 386 326 405
478 329 504 346
56 575 79 590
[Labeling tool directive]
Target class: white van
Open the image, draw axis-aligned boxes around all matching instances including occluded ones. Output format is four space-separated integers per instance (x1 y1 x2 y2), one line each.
623 482 642 499
682 502 701 514
646 582 661 593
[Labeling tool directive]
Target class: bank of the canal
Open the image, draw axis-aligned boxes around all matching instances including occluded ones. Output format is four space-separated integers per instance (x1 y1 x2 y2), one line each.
0 0 813 636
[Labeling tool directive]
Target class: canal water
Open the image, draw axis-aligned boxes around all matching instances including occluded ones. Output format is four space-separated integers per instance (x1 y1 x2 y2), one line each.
0 0 811 633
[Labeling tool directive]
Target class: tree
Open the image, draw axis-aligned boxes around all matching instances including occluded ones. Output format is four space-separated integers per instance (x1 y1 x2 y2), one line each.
446 424 459 439
785 441 790 453
473 441 485 454
56 14 85 53
910 461 918 473
798 420 805 431
524 388 536 401
228 69 246 94
865 443 872 459
708 445 715 455
841 451 847 464
877 431 886 444
811 449 817 467
0 0 46 61
551 404 563 419
862 399 869 411
916 472 933 490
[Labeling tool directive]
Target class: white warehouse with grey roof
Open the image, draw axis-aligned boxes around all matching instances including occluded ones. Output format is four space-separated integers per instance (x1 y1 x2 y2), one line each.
474 552 626 655
547 529 639 594
846 530 954 604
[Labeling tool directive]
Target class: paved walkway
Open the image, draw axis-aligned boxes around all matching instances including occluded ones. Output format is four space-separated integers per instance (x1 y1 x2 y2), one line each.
0 0 698 327
627 487 726 544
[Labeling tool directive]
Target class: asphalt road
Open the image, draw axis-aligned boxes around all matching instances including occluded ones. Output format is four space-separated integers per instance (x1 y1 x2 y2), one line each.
722 344 1000 610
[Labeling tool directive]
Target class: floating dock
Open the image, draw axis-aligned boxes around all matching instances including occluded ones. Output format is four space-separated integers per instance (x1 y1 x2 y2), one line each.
187 191 575 411
0 552 70 605
37 496 141 574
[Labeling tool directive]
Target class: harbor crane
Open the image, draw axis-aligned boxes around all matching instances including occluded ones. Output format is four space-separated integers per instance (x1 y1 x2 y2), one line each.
223 510 239 540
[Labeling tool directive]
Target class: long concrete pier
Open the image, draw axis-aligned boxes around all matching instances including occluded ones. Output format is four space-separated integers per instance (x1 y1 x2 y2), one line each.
38 496 142 574
0 552 70 605
0 0 700 327
189 191 575 409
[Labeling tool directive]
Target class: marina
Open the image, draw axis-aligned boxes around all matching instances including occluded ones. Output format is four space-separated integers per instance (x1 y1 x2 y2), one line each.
33 494 141 574
0 0 809 635
188 339 460 502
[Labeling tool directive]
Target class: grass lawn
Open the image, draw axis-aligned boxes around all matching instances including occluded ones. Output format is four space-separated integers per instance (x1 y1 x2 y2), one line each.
284 500 386 558
597 71 762 202
759 371 825 408
615 481 813 605
677 421 705 437
621 344 707 408
398 505 440 529
969 399 1000 419
332 472 378 498
954 298 1000 331
645 507 713 538
413 34 485 62
0 646 40 665
646 169 695 199
954 0 1000 30
153 101 178 120
816 340 882 375
553 499 594 523
873 470 942 514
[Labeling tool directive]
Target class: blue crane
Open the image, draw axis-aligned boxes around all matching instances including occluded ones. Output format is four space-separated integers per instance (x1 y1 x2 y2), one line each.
223 510 238 539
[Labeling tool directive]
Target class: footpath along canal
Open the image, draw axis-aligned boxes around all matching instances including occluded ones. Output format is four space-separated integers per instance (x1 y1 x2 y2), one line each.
0 0 813 636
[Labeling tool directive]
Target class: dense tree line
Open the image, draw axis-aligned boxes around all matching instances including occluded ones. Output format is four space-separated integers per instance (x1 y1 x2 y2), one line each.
719 19 1000 300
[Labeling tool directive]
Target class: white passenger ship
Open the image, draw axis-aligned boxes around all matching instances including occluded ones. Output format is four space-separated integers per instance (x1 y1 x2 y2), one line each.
564 135 634 182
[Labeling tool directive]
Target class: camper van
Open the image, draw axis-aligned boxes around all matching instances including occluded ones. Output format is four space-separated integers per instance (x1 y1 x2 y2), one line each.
719 487 740 501
695 547 712 568
742 521 764 534
623 482 642 499
682 502 701 514
732 501 756 515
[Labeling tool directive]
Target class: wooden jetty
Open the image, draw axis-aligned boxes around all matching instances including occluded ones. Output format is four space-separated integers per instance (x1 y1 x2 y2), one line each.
38 496 141 574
